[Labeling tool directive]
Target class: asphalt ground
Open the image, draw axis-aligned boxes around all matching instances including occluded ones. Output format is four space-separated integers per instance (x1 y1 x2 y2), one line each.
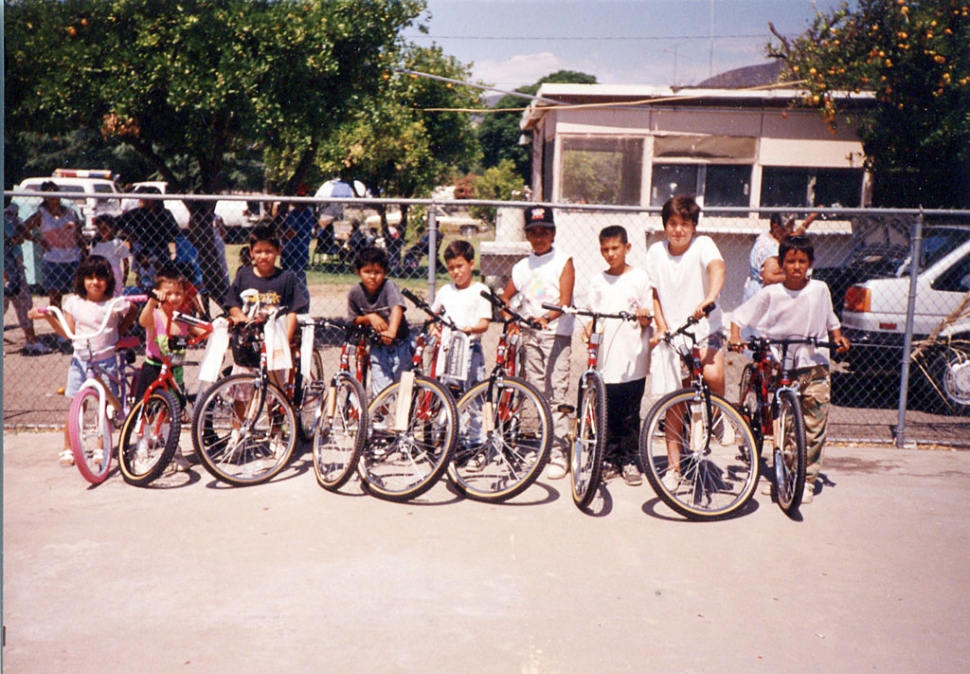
2 431 969 673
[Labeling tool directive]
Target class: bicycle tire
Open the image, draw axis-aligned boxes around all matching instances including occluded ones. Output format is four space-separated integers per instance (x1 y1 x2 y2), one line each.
737 363 764 455
773 388 807 516
448 376 552 502
361 374 457 501
298 349 326 442
640 389 759 521
118 390 182 487
68 387 114 484
571 373 607 510
313 374 368 491
191 374 297 486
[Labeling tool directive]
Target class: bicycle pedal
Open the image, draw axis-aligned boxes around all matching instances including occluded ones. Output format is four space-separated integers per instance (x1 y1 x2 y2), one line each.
557 404 576 415
308 381 328 393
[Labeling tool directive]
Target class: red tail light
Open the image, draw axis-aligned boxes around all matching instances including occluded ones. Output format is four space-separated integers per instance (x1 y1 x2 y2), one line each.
844 286 870 313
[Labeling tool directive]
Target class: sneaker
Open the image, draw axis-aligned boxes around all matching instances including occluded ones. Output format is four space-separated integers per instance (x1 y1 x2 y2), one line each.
802 481 816 504
59 449 75 466
761 481 774 496
22 341 52 356
661 470 682 492
622 464 643 486
92 449 105 465
546 454 568 480
172 452 191 473
601 463 619 481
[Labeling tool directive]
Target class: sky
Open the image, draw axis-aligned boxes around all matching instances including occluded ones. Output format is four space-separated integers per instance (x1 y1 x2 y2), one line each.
408 0 850 93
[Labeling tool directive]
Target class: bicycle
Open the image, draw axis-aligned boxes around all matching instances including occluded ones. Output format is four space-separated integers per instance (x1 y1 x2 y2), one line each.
117 310 213 486
444 289 553 502
358 289 458 502
307 318 369 492
639 305 760 520
190 305 300 486
38 294 147 484
734 336 840 516
541 300 645 510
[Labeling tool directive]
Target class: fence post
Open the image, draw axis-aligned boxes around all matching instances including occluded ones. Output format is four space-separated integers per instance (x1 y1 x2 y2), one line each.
894 210 924 447
427 201 438 303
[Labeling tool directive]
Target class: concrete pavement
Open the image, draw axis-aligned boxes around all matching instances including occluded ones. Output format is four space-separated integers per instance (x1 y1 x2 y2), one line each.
3 432 969 673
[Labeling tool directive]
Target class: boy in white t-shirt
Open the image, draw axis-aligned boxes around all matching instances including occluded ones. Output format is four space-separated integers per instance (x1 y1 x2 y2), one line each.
502 206 575 480
91 216 131 293
431 240 492 394
587 225 654 486
729 235 850 504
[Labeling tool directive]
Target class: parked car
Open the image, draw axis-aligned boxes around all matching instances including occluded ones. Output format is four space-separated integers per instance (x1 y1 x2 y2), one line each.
13 169 123 239
840 226 970 413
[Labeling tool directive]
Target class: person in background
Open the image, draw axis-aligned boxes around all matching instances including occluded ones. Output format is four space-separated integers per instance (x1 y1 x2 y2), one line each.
280 183 315 308
23 181 83 313
743 212 818 302
90 215 131 294
116 186 178 290
5 203 51 354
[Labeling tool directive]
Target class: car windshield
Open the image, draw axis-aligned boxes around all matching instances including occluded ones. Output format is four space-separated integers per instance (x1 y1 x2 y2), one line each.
899 228 970 276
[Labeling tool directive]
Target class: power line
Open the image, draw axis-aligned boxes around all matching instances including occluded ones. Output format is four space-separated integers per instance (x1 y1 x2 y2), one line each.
403 33 767 41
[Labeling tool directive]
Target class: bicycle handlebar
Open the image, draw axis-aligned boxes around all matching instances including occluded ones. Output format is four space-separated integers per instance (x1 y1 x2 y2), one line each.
38 294 147 342
540 301 645 323
480 288 543 330
664 302 715 344
401 288 460 331
740 336 841 353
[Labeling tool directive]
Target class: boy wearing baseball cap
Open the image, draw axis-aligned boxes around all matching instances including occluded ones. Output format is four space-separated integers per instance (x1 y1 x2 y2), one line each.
502 206 575 479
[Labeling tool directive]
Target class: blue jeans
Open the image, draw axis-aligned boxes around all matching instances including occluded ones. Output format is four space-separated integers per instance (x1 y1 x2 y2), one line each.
66 355 120 398
370 338 414 396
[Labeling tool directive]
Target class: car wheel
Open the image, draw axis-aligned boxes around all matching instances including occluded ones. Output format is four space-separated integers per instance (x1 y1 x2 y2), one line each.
934 344 970 416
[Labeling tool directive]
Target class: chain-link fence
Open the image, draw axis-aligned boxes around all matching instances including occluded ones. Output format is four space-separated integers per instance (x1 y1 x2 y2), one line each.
4 190 969 446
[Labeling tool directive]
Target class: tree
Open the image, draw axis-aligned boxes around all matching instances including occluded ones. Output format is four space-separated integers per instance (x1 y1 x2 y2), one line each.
469 159 529 226
771 0 970 207
315 43 481 259
5 0 425 305
477 70 597 182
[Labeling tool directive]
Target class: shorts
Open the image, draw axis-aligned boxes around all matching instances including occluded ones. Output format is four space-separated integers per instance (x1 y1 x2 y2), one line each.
66 355 120 399
703 331 726 351
42 259 80 294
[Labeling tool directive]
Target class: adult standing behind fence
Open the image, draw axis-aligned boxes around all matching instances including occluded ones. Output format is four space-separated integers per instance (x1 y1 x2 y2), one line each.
743 212 817 302
23 181 83 321
117 186 179 290
4 203 50 354
280 183 314 307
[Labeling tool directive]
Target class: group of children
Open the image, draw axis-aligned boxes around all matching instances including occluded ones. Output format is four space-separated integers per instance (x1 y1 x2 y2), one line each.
35 198 849 504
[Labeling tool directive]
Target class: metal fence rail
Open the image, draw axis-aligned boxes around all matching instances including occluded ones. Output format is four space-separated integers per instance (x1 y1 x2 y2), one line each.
4 190 969 446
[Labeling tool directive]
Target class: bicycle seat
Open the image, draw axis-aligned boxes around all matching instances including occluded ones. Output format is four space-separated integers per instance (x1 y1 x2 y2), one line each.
116 336 141 350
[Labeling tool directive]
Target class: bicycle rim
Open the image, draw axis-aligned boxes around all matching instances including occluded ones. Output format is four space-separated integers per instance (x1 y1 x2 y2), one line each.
361 375 457 501
640 390 759 520
449 377 552 502
298 350 326 441
571 374 606 510
313 375 368 491
119 391 181 487
68 388 113 484
774 388 807 516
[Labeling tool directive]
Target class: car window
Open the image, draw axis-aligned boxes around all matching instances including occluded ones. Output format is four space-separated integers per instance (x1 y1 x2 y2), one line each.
94 184 117 194
932 251 970 293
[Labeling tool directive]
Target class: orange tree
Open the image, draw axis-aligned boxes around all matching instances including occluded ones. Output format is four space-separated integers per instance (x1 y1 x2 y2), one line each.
772 0 970 207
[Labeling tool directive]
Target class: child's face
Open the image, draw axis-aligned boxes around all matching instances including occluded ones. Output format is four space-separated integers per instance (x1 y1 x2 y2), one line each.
599 236 630 273
782 249 812 288
156 280 185 310
357 262 387 295
84 275 108 302
250 240 280 276
525 226 555 255
663 214 696 255
445 255 474 289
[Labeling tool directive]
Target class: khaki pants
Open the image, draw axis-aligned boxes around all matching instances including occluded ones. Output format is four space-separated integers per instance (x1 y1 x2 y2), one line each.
521 332 572 455
793 365 832 484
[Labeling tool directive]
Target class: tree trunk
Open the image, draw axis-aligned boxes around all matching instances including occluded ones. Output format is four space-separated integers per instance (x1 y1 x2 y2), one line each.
186 201 231 314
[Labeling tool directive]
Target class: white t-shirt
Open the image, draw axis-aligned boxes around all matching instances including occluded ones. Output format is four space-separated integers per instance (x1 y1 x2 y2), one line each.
587 267 653 383
431 281 492 343
510 247 575 337
731 279 841 368
63 295 131 362
91 239 131 292
39 207 82 263
646 235 724 342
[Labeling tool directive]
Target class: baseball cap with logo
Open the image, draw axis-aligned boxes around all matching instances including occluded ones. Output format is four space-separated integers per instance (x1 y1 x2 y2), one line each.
523 206 555 230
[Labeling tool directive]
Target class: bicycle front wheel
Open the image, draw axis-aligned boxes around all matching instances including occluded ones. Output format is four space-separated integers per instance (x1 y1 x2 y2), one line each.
737 363 764 456
191 374 297 486
298 349 326 442
571 373 607 510
640 389 759 521
68 387 113 484
448 376 552 502
773 388 807 516
313 374 368 491
362 374 457 501
118 390 181 487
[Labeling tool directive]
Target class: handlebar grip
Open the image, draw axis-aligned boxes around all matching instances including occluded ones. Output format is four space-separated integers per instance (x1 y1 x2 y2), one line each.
126 294 149 303
480 289 504 307
540 302 562 312
701 302 716 316
401 288 420 303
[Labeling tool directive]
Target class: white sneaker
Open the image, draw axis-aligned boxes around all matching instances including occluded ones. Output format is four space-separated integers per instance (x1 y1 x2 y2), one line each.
546 454 568 480
92 449 105 465
59 449 75 467
661 470 682 492
621 464 643 487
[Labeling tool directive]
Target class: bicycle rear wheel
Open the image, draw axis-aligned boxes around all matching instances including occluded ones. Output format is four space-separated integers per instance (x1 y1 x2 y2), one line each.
640 389 759 521
448 376 552 502
571 373 607 510
313 374 368 491
361 374 457 501
191 374 297 486
773 388 807 516
737 364 764 456
118 390 182 487
68 387 113 484
298 349 326 442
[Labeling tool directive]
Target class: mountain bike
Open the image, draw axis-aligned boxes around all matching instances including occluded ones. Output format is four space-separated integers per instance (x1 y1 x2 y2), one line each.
639 305 760 520
117 310 213 486
39 295 147 484
735 336 840 516
443 289 553 502
541 300 644 510
359 289 458 502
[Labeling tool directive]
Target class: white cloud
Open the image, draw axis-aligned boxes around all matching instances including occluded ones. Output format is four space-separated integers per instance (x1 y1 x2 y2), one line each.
473 52 566 89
